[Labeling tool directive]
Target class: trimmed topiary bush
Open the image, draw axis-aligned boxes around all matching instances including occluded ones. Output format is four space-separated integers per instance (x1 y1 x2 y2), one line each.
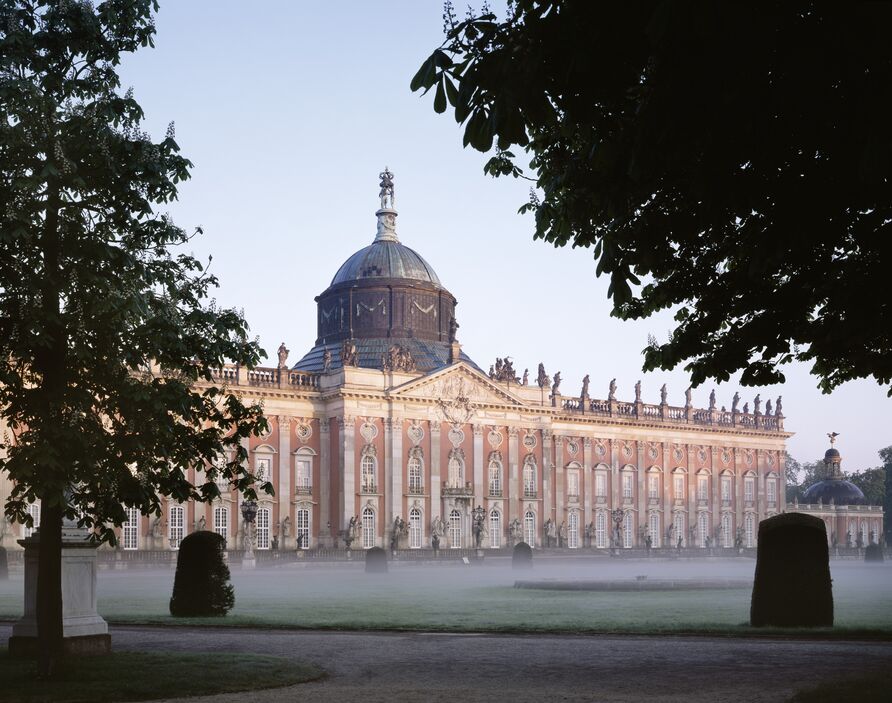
512 542 533 570
169 531 234 617
750 512 833 627
865 544 885 562
365 546 388 573
0 546 7 581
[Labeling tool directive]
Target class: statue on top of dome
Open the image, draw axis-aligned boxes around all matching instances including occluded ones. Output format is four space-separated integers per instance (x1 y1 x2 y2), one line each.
379 167 395 209
828 431 839 445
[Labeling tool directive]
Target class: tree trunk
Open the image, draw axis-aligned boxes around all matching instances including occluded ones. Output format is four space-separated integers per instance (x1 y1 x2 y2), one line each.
36 500 63 676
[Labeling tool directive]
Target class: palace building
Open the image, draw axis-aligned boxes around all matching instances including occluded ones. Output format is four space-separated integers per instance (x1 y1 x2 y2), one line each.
10 170 847 556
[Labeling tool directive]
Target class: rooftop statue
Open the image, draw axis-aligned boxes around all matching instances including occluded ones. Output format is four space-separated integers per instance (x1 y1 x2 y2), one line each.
754 394 762 414
709 389 716 411
581 374 590 399
379 167 395 209
551 371 562 396
732 392 740 413
536 362 550 389
660 384 668 404
634 380 641 403
776 396 783 416
608 378 616 401
277 342 289 368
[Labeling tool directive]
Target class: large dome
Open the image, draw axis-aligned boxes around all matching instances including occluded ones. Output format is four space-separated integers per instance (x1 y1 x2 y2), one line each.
330 240 442 287
802 438 865 505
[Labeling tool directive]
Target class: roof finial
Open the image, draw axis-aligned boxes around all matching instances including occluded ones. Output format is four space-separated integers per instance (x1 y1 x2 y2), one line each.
828 431 839 445
374 167 399 243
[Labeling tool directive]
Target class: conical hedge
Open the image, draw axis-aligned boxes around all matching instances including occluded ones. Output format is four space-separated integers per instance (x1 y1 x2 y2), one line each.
169 530 235 617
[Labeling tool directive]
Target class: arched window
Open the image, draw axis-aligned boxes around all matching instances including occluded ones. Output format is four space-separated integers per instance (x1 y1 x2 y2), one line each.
745 513 755 548
524 510 536 546
489 461 502 496
256 507 271 550
448 456 464 487
449 509 462 548
523 458 537 498
698 512 709 547
596 512 607 548
25 502 41 538
409 507 422 549
361 506 375 549
568 511 579 549
623 511 634 548
169 505 185 549
213 506 228 545
860 520 868 546
674 512 686 547
361 455 376 492
123 507 139 550
649 512 660 548
722 513 732 547
489 509 501 548
408 457 423 494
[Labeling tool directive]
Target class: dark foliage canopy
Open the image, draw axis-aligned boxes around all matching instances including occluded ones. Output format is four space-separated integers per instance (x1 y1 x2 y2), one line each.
169 531 234 617
414 1 892 393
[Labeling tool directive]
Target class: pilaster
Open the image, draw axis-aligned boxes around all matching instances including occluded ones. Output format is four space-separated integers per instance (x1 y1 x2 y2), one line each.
390 417 403 528
430 422 441 531
508 427 519 526
583 438 593 533
277 416 292 545
319 419 331 546
340 415 356 531
554 435 564 523
473 423 484 505
542 430 553 524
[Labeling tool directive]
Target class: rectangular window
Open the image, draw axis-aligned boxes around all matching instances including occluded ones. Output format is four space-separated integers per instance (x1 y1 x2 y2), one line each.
721 477 731 501
744 477 755 502
622 474 633 499
296 508 310 549
674 476 684 500
215 453 230 492
595 473 606 497
123 507 139 550
697 477 708 501
567 470 579 498
256 507 271 550
295 459 312 494
169 505 185 549
255 457 271 483
648 475 659 499
25 503 41 538
767 479 776 503
213 506 229 545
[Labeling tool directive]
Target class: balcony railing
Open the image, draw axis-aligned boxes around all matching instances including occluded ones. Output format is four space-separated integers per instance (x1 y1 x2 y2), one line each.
360 484 378 494
523 488 538 499
443 483 473 497
407 484 425 495
295 485 313 496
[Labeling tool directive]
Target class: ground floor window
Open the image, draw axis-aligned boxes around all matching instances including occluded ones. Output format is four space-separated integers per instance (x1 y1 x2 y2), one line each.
123 507 139 550
674 513 686 547
745 513 755 548
213 506 228 546
489 509 501 549
296 508 310 549
362 507 375 549
595 512 606 548
623 511 634 548
169 505 185 549
409 508 422 549
25 502 40 538
698 512 709 548
568 511 579 549
449 509 462 548
648 512 660 548
256 507 271 550
722 513 732 547
524 510 536 546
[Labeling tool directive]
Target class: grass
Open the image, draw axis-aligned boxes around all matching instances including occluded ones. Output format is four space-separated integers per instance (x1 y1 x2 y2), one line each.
0 649 323 703
0 558 888 638
789 670 892 702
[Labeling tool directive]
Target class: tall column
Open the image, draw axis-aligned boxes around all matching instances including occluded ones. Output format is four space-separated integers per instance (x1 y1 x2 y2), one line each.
554 435 564 531
390 417 403 528
383 417 394 540
473 423 484 505
277 416 292 545
542 430 553 525
711 446 720 545
508 427 519 527
662 442 671 546
687 444 696 547
636 440 646 545
583 438 593 535
340 415 356 533
319 419 331 546
430 422 441 532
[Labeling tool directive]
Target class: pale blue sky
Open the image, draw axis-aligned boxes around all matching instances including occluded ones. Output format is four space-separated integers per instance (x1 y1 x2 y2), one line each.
118 1 890 470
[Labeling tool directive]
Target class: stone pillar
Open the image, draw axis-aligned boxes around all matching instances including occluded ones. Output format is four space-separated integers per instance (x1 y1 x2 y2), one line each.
711 446 720 545
583 438 593 536
636 441 646 545
430 422 441 536
340 415 356 535
277 415 292 546
319 419 331 546
508 427 519 527
542 430 553 525
663 442 671 546
687 444 696 547
383 417 394 539
390 417 403 539
473 423 484 505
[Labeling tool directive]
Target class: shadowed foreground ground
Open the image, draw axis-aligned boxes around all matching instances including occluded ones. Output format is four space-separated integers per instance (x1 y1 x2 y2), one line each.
2 625 885 703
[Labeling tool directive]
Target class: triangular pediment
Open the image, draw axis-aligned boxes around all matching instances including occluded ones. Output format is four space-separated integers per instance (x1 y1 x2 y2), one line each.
389 363 526 407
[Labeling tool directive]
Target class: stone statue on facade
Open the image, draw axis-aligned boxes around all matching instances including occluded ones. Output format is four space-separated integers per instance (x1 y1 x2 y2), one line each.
660 384 668 405
608 378 617 401
509 518 521 545
776 396 783 416
684 386 692 408
491 357 518 383
382 344 416 372
196 515 206 532
536 363 550 389
281 516 291 538
391 516 407 550
581 374 590 399
277 342 289 368
634 380 642 403
322 348 332 373
379 167 395 209
544 518 557 548
341 338 358 367
742 402 749 414
732 392 740 413
551 372 562 396
522 368 529 386
709 389 716 411
448 316 459 343
753 394 761 414
472 512 487 548
431 515 446 539
558 521 567 548
765 398 773 416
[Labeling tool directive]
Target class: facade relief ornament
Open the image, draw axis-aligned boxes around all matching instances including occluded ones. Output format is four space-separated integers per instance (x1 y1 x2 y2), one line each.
408 445 424 461
583 437 593 449
488 450 503 464
648 442 660 460
361 443 377 458
433 377 475 426
595 441 607 458
522 432 538 450
382 344 416 373
360 420 378 444
448 447 466 463
566 440 579 457
488 429 504 448
407 422 424 446
697 446 708 463
508 426 519 438
447 426 465 448
722 449 732 465
745 449 754 466
295 420 313 443
472 424 484 438
673 445 685 462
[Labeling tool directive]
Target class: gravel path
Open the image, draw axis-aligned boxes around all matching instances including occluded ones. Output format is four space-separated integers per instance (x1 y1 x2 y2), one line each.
3 625 886 703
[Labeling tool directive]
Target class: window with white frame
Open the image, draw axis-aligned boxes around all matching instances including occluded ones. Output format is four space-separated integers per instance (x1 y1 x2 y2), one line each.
169 505 185 549
674 512 686 546
214 453 230 492
489 461 502 496
697 476 709 500
698 511 709 547
361 506 375 549
296 508 310 549
361 455 376 492
766 478 776 503
489 509 501 549
674 475 685 500
745 513 755 547
649 512 660 547
622 473 633 499
721 476 731 501
256 507 271 549
568 511 579 549
648 474 660 499
409 508 422 548
25 502 41 538
744 476 755 501
524 510 536 546
254 456 271 484
449 509 462 548
523 459 537 497
860 520 868 546
595 511 607 548
721 513 732 547
213 505 228 545
408 456 423 494
595 473 606 497
623 511 634 548
448 456 464 487
567 470 579 498
295 457 312 494
123 507 139 550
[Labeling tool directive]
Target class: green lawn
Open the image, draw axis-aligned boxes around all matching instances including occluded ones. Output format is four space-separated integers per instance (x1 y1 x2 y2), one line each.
0 558 889 637
0 650 323 703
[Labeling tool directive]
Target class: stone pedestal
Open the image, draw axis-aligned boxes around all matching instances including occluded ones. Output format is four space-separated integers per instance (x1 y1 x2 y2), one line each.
9 526 110 656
